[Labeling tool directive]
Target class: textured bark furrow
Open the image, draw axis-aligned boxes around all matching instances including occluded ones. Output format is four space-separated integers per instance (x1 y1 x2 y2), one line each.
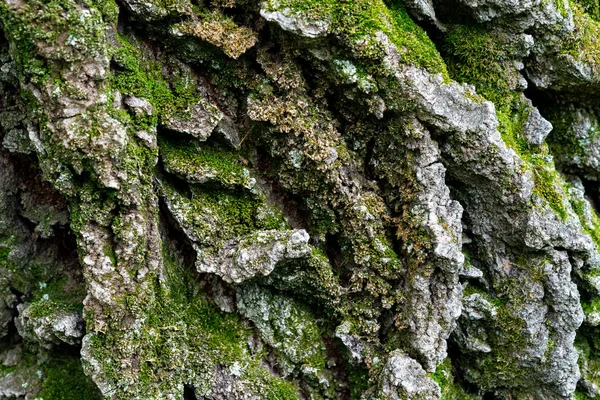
0 0 600 399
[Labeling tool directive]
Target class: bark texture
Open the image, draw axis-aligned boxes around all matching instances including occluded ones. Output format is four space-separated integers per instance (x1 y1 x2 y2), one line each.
0 0 600 398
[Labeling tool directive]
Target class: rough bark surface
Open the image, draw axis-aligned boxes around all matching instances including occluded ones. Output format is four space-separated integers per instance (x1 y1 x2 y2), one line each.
0 0 600 398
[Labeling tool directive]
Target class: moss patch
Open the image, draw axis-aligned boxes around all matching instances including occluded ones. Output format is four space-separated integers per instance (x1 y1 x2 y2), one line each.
0 0 112 84
564 2 600 70
38 357 102 400
83 245 303 398
262 0 448 76
108 33 201 130
443 24 575 220
431 357 478 399
159 136 252 187
573 0 600 20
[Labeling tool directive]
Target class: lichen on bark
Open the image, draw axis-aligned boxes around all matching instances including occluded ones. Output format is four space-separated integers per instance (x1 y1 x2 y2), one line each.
0 0 599 398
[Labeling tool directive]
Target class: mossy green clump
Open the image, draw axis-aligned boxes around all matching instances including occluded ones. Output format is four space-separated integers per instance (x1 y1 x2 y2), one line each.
445 25 522 145
345 364 370 400
235 286 335 396
500 118 568 220
0 234 19 268
575 331 600 399
444 25 519 108
37 357 103 400
84 246 303 399
237 284 330 376
26 298 82 320
444 25 523 147
545 108 586 162
134 0 193 18
108 33 201 130
569 193 600 248
0 0 112 84
70 181 118 230
532 165 569 220
581 297 600 316
0 235 85 304
458 259 556 393
443 24 575 220
462 284 505 308
161 174 289 253
262 0 448 77
573 0 600 20
574 390 593 400
192 187 265 234
563 2 600 70
246 369 301 400
431 357 479 399
26 278 84 319
159 136 251 187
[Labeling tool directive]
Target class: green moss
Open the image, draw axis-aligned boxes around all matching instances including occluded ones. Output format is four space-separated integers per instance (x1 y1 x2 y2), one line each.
569 191 600 248
26 277 84 318
546 108 586 161
26 298 82 320
545 107 600 186
93 0 120 23
541 0 570 17
443 24 575 220
70 181 118 231
575 332 600 400
0 234 18 267
84 245 307 398
263 0 448 77
345 365 370 400
462 284 505 308
532 166 568 220
563 2 600 70
108 33 201 130
581 297 600 316
574 391 593 400
444 25 516 108
444 24 531 156
573 0 600 20
431 357 478 399
255 202 290 231
159 137 250 186
162 175 289 253
237 284 330 378
131 0 193 18
120 138 157 199
246 369 301 400
193 187 257 232
0 0 110 83
459 259 558 391
445 24 527 150
265 381 300 399
0 233 86 302
38 357 103 400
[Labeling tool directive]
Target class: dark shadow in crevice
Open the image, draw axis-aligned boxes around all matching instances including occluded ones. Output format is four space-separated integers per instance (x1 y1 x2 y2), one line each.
446 337 489 398
429 0 479 25
363 136 377 182
581 176 600 212
522 80 558 112
324 233 354 287
115 0 191 31
183 384 198 400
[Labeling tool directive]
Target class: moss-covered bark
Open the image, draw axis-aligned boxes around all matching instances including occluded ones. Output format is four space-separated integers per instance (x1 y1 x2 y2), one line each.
0 0 599 398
